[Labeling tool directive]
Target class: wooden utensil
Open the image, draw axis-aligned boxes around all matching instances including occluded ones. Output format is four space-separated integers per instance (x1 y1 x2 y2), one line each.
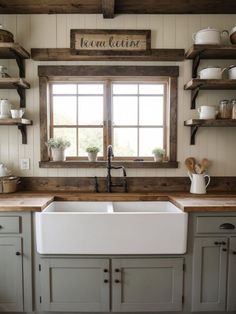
200 158 210 173
195 163 202 174
185 157 196 173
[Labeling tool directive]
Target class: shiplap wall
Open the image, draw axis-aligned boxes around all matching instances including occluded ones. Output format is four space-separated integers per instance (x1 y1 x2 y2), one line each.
0 14 236 177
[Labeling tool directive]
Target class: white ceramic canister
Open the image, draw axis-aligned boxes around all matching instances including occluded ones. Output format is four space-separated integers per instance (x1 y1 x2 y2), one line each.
198 66 226 79
188 172 211 194
228 65 236 79
198 105 218 119
0 99 11 118
10 109 24 119
192 27 228 44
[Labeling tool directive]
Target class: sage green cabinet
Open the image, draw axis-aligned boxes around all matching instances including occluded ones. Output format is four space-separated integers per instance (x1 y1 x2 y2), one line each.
40 258 110 312
192 237 228 312
39 257 184 312
0 237 23 312
227 236 236 311
112 258 184 312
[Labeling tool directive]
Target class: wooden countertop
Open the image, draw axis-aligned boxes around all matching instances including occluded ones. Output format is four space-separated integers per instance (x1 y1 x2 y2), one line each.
0 192 236 212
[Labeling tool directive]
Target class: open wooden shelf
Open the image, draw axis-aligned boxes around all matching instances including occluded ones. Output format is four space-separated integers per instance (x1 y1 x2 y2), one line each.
0 43 30 78
0 118 32 144
185 45 236 60
184 119 236 145
31 48 185 61
184 79 236 109
0 78 30 107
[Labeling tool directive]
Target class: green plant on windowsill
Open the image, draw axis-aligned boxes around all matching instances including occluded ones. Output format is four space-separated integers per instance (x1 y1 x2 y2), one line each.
46 137 71 161
86 146 100 162
152 147 165 162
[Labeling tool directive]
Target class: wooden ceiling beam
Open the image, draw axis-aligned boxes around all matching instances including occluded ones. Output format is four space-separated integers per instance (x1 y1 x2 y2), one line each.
102 0 115 18
0 0 235 14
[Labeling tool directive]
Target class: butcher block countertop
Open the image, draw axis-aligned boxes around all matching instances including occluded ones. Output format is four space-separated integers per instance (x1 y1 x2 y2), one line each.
1 192 236 212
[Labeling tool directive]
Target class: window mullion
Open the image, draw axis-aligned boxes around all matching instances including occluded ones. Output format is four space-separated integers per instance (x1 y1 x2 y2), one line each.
137 84 140 157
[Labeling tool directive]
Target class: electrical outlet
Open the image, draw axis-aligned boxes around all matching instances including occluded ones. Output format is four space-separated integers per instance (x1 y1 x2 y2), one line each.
20 158 30 170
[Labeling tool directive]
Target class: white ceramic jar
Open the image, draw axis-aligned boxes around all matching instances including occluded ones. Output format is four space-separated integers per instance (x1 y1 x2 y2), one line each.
192 27 228 44
198 105 218 119
0 99 11 118
228 65 236 79
198 66 226 79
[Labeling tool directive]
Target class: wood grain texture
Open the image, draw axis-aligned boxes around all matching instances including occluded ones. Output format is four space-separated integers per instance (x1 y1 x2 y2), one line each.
102 0 115 18
20 176 236 193
0 196 54 212
184 119 236 127
0 0 236 14
185 45 236 59
184 79 236 90
32 48 184 61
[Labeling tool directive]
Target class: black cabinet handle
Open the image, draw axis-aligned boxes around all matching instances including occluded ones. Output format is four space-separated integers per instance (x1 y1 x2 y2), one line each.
232 251 236 255
115 279 120 283
222 248 227 252
219 223 235 230
16 252 21 256
104 279 109 283
103 269 108 273
0 225 2 229
115 268 120 272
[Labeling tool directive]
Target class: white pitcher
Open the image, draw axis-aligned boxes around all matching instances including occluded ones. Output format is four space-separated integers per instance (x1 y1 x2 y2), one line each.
188 172 210 194
0 163 11 177
0 99 11 118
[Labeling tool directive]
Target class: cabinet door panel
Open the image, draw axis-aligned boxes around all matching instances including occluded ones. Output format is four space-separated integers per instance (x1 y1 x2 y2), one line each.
112 258 183 312
192 237 228 312
40 258 110 312
227 236 236 311
0 237 23 312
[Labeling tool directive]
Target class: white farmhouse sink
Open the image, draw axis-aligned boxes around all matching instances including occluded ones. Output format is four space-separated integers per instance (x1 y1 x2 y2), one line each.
36 201 188 255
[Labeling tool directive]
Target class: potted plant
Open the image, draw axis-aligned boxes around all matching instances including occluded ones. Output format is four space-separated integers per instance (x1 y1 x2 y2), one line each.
86 146 100 162
152 147 165 162
46 137 71 161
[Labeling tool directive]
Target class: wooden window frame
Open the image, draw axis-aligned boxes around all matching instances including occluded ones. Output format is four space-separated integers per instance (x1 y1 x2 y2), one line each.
39 65 178 168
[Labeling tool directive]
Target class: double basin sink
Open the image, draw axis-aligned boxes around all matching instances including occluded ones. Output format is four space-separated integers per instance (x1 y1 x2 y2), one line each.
36 201 188 255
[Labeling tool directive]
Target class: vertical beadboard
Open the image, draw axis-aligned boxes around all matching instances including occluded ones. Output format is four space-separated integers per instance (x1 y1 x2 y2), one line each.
0 14 236 177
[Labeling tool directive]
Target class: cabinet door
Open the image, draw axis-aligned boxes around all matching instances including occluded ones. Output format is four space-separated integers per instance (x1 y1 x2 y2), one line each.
192 237 228 312
112 258 183 312
227 236 236 311
40 258 110 312
0 237 23 312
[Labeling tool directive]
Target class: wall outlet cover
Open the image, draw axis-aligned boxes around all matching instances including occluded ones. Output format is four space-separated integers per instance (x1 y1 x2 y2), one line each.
20 158 30 170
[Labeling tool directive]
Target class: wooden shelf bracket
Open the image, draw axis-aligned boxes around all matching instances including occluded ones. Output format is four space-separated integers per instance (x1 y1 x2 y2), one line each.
17 124 27 144
190 125 199 145
16 86 26 108
191 87 200 109
192 53 202 78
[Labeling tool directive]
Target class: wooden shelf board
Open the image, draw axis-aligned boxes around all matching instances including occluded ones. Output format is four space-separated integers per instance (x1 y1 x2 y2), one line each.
31 48 185 61
0 118 32 126
0 42 30 59
184 79 236 90
184 119 236 127
39 160 178 169
185 45 236 59
0 78 30 89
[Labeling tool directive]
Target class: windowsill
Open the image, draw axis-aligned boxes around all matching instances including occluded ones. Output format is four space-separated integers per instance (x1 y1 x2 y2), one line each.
39 160 179 169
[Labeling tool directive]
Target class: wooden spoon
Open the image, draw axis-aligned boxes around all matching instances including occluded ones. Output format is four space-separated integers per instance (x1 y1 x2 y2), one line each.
185 157 196 173
200 158 210 173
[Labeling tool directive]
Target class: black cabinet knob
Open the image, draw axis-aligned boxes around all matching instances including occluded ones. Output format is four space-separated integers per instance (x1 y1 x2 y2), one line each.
115 279 120 283
219 223 235 230
104 279 109 283
222 248 227 252
214 242 219 245
115 268 120 272
233 251 236 255
103 269 108 273
16 252 21 256
0 225 2 229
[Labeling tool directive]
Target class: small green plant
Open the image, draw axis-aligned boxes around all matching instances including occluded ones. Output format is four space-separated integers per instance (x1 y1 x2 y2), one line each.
86 146 100 154
46 137 71 149
152 147 165 156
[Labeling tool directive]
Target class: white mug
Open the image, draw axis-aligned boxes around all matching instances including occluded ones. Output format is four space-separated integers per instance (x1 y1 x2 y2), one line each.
198 106 218 119
10 109 25 118
188 172 210 194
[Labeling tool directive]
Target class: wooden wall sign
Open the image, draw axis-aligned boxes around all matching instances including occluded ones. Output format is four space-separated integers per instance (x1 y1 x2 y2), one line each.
71 29 151 52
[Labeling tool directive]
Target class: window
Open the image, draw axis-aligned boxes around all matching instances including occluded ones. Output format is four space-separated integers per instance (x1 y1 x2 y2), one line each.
39 66 178 168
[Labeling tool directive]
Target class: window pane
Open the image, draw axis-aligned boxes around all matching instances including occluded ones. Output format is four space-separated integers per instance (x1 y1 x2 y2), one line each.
78 96 103 125
113 84 138 95
139 128 163 156
139 84 164 95
139 96 164 126
113 128 137 156
113 96 138 125
52 84 77 94
53 96 77 125
78 128 103 156
53 128 77 156
78 84 104 95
